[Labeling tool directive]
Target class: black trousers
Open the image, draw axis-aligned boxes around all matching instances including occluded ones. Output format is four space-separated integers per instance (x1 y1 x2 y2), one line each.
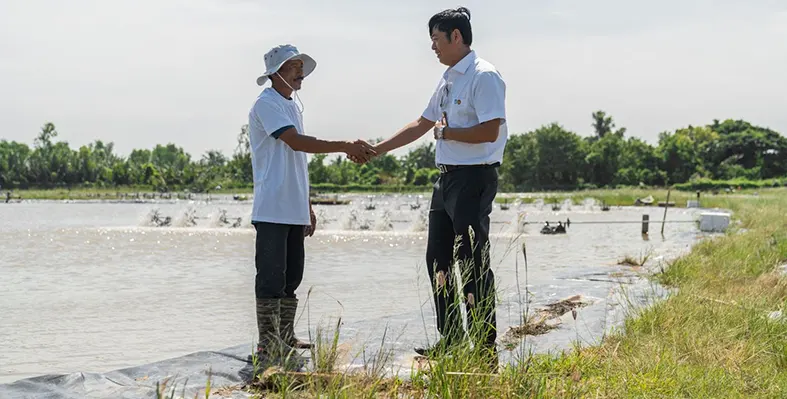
426 165 499 349
253 222 305 299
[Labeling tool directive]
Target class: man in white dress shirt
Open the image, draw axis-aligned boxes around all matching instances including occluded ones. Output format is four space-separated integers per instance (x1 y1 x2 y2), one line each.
373 7 507 369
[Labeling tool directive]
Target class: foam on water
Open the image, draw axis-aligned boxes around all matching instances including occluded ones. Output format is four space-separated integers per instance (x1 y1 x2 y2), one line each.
205 209 227 228
127 201 544 237
172 207 198 227
409 210 428 232
374 210 394 231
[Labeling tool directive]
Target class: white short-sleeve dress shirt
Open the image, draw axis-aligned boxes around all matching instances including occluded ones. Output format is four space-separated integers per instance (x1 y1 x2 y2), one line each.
422 50 508 166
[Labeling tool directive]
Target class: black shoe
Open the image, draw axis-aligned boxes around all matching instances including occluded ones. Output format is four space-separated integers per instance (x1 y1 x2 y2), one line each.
414 338 458 358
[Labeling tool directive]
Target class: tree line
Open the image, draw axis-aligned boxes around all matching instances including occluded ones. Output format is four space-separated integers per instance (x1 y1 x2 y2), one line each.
1 112 786 192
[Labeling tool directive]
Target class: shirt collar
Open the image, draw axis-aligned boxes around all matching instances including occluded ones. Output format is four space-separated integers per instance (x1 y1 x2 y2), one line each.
266 86 293 101
446 50 476 76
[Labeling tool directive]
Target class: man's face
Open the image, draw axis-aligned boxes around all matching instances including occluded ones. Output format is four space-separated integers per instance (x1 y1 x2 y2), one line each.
276 59 305 90
431 26 458 66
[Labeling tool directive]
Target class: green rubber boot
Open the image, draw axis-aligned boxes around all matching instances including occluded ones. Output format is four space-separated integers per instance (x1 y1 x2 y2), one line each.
280 298 313 349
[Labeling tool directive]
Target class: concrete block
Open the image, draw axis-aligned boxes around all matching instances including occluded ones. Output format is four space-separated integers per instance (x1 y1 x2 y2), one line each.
699 212 730 232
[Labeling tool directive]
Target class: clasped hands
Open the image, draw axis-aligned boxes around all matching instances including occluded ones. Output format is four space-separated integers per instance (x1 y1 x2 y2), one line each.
344 140 377 164
345 114 449 165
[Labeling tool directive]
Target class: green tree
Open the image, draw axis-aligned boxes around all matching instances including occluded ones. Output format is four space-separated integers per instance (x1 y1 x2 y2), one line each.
658 126 718 184
532 123 588 188
226 124 252 185
707 119 787 179
0 140 32 187
585 134 625 187
3 118 784 192
498 133 539 191
308 154 331 184
615 137 664 186
590 110 626 141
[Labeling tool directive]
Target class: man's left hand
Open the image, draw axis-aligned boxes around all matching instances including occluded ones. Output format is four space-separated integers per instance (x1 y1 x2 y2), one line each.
433 113 448 140
305 209 317 237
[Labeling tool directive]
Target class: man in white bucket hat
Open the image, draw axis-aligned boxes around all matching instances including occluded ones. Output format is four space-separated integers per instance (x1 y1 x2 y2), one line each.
248 44 376 368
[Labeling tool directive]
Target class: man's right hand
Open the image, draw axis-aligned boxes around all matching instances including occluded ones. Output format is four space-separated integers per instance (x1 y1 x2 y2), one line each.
344 140 377 164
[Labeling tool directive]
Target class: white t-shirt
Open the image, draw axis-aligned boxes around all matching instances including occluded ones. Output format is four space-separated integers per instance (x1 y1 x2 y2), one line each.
422 50 508 166
248 87 310 225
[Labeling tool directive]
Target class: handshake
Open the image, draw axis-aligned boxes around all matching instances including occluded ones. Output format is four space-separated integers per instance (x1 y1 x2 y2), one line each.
342 140 378 164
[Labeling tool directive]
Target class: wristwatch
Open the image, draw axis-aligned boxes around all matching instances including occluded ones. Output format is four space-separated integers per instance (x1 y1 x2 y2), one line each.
434 125 445 140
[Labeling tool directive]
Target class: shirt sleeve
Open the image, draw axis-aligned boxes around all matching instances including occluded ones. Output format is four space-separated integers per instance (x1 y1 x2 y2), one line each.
253 99 296 139
421 80 443 123
472 71 506 124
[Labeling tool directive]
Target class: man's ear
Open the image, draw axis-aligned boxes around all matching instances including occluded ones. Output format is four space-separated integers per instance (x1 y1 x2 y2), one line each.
452 29 462 43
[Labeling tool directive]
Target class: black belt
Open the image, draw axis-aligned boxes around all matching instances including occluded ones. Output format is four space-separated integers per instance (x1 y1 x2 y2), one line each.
437 162 500 174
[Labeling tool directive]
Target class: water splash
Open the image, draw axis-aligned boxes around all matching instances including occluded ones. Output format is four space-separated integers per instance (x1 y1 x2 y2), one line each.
140 209 159 227
213 209 243 228
410 210 428 232
206 209 226 228
363 196 376 211
316 209 330 226
141 208 171 227
341 210 358 230
173 207 198 227
374 211 393 231
341 210 372 231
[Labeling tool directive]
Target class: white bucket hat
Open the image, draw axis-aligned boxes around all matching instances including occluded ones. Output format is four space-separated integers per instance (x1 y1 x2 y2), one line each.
256 44 317 86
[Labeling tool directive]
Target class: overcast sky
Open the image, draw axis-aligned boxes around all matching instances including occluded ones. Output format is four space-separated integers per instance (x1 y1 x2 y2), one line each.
1 0 786 158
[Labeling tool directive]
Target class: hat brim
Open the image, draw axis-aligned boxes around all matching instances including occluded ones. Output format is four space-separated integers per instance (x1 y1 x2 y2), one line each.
256 53 317 86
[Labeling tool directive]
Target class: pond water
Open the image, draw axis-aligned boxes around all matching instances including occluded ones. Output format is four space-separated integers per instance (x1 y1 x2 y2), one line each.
0 194 705 384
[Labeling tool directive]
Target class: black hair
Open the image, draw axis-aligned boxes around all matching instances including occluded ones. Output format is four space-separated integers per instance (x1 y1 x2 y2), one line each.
428 7 472 46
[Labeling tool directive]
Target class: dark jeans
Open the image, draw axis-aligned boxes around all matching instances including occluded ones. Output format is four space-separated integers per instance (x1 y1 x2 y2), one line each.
253 222 305 299
426 165 499 349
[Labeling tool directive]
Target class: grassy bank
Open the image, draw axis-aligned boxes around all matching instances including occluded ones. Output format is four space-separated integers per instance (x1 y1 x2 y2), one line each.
3 186 207 201
496 187 761 210
197 188 785 398
523 188 787 397
5 185 434 200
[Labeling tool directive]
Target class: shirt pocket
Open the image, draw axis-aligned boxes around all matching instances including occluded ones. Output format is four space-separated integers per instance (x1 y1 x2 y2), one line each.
449 96 475 127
